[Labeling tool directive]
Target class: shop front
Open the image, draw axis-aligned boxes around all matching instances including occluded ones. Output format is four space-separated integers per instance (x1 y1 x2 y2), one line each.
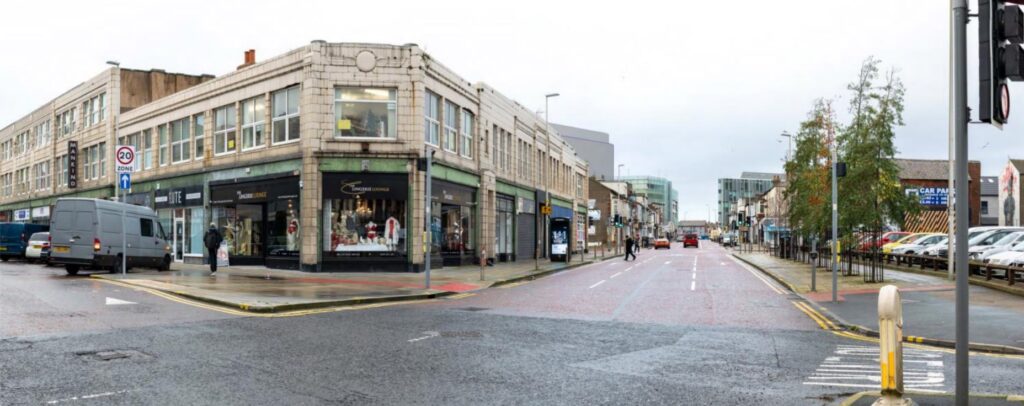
495 194 515 262
432 180 476 266
210 174 301 269
322 172 408 272
516 196 536 261
550 202 573 262
155 186 206 265
13 208 30 223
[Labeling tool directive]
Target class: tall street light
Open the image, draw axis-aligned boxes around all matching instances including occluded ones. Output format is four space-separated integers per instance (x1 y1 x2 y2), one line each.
780 131 792 161
617 164 625 180
544 93 559 263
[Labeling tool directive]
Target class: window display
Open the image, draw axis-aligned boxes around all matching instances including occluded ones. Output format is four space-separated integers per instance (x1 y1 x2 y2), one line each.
268 196 300 257
431 180 476 262
322 173 409 258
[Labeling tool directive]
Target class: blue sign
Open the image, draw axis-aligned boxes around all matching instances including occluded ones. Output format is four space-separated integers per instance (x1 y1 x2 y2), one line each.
119 173 131 190
913 187 949 206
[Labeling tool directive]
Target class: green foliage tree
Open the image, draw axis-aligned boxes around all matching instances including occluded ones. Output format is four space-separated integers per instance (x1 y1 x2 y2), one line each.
784 99 837 240
837 57 919 237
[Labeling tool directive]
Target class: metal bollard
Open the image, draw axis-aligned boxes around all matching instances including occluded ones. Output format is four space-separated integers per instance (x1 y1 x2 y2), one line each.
875 285 915 406
480 250 486 281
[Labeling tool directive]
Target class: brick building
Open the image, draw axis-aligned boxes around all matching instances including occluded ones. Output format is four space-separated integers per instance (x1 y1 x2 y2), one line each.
896 158 981 232
0 42 589 272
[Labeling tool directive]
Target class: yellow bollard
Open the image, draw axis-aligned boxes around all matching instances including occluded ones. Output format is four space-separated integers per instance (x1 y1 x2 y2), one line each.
875 285 915 406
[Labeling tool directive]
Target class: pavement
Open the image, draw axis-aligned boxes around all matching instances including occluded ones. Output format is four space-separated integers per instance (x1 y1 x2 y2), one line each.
734 249 1024 352
3 242 1023 405
88 254 618 312
843 391 1024 405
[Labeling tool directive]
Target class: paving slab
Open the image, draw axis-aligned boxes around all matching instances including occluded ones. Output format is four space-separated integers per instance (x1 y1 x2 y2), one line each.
91 255 616 312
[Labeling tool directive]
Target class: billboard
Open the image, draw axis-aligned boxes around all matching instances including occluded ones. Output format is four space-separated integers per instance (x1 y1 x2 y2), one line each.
1000 161 1021 227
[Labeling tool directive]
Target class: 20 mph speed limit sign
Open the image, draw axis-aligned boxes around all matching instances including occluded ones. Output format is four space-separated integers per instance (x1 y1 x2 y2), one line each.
115 145 135 173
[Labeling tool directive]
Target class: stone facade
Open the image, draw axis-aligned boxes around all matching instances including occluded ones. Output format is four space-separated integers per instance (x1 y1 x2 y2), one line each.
0 42 589 272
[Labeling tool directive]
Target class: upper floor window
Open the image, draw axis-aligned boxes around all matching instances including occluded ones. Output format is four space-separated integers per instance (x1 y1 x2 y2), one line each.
214 104 237 155
117 132 142 171
170 117 191 163
461 110 474 159
194 114 205 160
143 129 153 169
334 87 396 138
272 86 300 144
158 124 168 165
424 91 440 146
241 97 265 150
443 101 458 153
34 120 50 149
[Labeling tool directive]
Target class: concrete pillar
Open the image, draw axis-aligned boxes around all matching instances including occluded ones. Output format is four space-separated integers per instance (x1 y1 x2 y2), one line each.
299 40 326 271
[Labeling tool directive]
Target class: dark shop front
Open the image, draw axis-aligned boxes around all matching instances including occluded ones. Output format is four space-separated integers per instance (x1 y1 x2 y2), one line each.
322 172 409 272
432 180 476 266
210 174 301 269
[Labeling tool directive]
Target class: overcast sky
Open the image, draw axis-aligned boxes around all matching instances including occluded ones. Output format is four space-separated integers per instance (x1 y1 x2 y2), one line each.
0 1 1016 223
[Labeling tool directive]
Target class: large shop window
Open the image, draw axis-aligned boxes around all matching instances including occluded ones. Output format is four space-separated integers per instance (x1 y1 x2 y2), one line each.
210 177 301 261
334 87 397 138
431 181 476 260
495 195 515 260
323 173 408 257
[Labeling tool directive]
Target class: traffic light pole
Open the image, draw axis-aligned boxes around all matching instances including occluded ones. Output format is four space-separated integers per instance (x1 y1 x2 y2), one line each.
953 0 970 403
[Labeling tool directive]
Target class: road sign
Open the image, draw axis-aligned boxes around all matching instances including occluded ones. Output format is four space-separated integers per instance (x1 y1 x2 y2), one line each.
119 173 131 190
116 145 135 173
540 204 552 215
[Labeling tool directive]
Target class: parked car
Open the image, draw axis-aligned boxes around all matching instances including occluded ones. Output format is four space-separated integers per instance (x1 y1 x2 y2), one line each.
0 222 49 261
972 231 1024 260
934 227 1024 258
24 232 50 264
892 233 945 255
683 233 699 248
721 233 736 247
653 238 671 249
921 237 949 256
49 198 171 275
859 231 911 251
699 234 709 240
882 233 930 254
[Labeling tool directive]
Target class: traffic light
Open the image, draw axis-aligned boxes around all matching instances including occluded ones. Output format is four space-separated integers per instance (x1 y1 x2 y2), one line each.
979 0 1024 127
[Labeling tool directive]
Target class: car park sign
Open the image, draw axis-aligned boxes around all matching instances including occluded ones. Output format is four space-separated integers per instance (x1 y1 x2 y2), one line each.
115 145 135 173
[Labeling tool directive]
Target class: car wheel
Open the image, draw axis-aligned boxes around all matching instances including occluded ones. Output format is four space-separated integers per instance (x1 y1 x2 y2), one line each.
158 255 171 272
110 255 123 274
65 265 79 276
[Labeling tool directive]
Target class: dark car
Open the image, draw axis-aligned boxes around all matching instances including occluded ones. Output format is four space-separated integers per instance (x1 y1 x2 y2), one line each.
0 222 49 261
683 233 699 248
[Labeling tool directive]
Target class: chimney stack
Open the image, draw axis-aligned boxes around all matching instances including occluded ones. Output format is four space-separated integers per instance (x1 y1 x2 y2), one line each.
237 49 256 70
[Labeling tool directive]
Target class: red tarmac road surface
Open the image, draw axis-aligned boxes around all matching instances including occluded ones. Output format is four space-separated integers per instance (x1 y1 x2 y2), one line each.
431 243 818 330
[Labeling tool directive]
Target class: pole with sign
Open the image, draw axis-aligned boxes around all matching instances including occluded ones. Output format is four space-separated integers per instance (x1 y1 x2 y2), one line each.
115 145 135 275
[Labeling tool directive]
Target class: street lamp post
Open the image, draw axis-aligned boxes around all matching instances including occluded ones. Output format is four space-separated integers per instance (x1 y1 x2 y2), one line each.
545 93 559 263
780 131 793 161
617 164 624 180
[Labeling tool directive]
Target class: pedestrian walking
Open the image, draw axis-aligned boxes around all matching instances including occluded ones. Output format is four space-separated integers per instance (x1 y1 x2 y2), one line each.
624 236 636 261
203 222 223 275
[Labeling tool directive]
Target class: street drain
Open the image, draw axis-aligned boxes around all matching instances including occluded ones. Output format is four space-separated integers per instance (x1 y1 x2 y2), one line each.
76 349 152 362
440 331 483 338
457 307 490 312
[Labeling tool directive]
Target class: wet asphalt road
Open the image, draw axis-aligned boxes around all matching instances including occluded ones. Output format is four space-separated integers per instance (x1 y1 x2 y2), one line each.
2 243 1023 405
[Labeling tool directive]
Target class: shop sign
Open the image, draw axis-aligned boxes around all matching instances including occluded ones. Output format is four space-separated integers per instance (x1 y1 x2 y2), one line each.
211 177 298 205
550 217 571 256
67 140 78 189
13 209 30 222
588 209 601 221
322 173 407 200
125 192 153 207
906 187 950 207
432 180 475 205
156 186 204 209
31 207 50 219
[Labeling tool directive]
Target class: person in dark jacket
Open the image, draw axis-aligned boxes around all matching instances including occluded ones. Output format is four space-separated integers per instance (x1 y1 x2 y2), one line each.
624 236 636 261
203 223 224 275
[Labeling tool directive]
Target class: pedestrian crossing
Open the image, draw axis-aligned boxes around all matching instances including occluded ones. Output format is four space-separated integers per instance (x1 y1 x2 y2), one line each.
803 345 945 391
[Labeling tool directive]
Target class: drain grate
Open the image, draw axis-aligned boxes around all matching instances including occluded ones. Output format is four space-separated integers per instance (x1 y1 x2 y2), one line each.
76 349 152 362
457 307 490 312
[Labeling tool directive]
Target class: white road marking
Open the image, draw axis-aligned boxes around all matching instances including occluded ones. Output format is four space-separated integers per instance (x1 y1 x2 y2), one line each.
589 280 606 289
624 266 633 272
46 390 131 404
690 280 696 290
105 297 136 305
693 257 698 268
803 345 945 391
729 257 785 294
610 272 622 279
664 261 671 265
692 272 696 280
408 331 440 343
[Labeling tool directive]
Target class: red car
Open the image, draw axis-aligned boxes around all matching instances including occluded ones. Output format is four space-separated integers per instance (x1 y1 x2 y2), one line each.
654 238 671 249
683 234 699 248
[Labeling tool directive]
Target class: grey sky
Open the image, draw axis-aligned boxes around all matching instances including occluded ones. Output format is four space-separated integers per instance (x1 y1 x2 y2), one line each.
0 1 1015 223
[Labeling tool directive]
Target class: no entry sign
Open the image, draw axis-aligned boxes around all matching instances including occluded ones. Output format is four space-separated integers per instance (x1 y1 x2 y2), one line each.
116 145 135 173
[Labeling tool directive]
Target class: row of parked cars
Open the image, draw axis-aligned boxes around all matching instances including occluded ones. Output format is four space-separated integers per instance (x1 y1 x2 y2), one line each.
864 227 1024 273
0 198 173 275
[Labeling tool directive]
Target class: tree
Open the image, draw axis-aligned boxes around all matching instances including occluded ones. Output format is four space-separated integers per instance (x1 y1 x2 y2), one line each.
837 57 919 237
784 99 837 240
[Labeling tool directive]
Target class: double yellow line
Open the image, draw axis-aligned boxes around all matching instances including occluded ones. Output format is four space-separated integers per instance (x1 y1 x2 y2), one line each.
792 301 838 330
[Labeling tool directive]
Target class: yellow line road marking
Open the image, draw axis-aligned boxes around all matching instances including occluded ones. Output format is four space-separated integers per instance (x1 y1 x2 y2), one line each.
793 302 829 330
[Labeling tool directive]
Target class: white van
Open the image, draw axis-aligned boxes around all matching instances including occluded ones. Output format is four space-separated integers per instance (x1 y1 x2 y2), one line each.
49 198 171 275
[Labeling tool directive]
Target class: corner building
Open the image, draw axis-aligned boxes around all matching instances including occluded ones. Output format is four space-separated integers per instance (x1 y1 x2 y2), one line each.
0 42 589 272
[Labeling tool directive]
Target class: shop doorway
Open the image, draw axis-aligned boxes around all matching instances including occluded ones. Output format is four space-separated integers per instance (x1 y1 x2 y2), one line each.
173 217 185 262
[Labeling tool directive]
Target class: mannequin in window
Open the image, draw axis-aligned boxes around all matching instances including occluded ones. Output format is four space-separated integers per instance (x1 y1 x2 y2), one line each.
385 214 400 250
